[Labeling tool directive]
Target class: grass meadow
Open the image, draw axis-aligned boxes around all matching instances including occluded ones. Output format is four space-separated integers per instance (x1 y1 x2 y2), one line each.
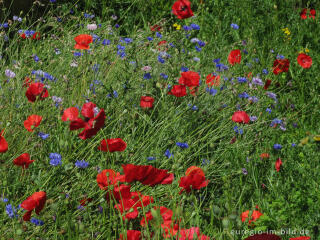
0 0 320 239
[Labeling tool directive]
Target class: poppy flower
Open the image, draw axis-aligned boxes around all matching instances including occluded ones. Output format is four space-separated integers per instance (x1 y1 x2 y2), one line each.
290 237 310 240
24 115 42 132
297 53 312 69
179 166 209 194
98 138 127 152
231 111 250 124
273 59 290 75
122 164 174 186
23 77 32 87
32 32 41 40
21 191 46 221
206 74 220 87
0 130 8 153
13 153 34 169
241 209 263 225
244 233 281 240
179 227 210 240
74 34 93 50
275 158 282 172
96 169 124 190
260 153 270 159
25 82 49 102
20 33 26 39
119 230 142 240
168 85 187 97
150 24 162 32
264 79 272 90
179 71 200 87
172 0 194 20
228 49 241 65
79 197 93 206
61 107 79 122
140 96 154 108
300 8 316 19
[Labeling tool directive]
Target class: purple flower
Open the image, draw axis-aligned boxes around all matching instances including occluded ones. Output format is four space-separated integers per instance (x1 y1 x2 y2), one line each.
75 160 89 169
49 153 62 166
230 23 239 29
242 168 248 175
164 149 173 159
273 144 282 150
252 77 263 86
5 69 15 78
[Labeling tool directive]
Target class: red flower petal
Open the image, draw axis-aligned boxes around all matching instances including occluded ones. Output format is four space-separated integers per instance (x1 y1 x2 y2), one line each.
168 85 187 97
81 102 96 119
273 59 290 75
119 230 142 240
178 71 200 87
13 153 34 169
21 191 46 221
275 158 282 172
98 138 127 152
24 115 42 132
74 34 93 50
264 79 272 90
206 74 220 87
140 96 154 108
25 83 49 102
228 49 241 65
172 0 194 20
297 53 312 69
0 130 8 153
62 107 79 121
231 111 250 124
290 237 311 240
96 169 117 190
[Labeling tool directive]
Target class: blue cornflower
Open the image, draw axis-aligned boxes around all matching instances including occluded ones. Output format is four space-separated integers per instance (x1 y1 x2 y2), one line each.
147 156 156 161
213 58 221 64
216 63 229 72
74 52 82 57
273 144 282 150
75 160 89 169
291 143 296 147
160 73 168 79
6 204 17 218
183 25 192 31
102 39 111 45
164 149 173 159
234 126 243 134
201 159 210 166
250 116 258 122
143 73 151 79
237 77 247 83
270 118 282 127
190 38 199 43
169 42 175 48
198 41 206 47
147 36 153 41
190 23 200 30
33 55 39 62
113 90 118 98
248 96 259 103
266 108 272 114
266 92 277 101
31 218 44 226
176 142 189 148
49 153 62 166
276 54 285 60
38 132 49 140
195 46 202 52
193 57 200 62
115 24 120 28
158 55 165 64
252 77 263 86
206 87 217 96
124 38 132 44
238 92 250 98
230 23 239 29
262 69 269 75
156 32 162 38
181 66 189 72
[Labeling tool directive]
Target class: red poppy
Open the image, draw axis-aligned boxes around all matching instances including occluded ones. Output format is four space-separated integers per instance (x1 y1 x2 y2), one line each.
65 102 105 140
150 24 162 32
24 115 42 132
13 153 34 169
158 40 167 46
231 111 250 124
241 209 263 225
141 206 180 238
206 74 220 87
297 53 312 69
264 79 272 90
300 8 316 19
98 138 127 152
109 184 132 202
244 233 281 240
179 71 200 87
290 237 310 240
228 49 241 65
25 82 49 102
179 227 210 240
275 158 282 172
23 77 33 87
61 107 79 122
96 169 124 190
20 33 26 39
172 0 194 20
21 191 46 221
119 230 142 240
32 32 41 40
168 85 187 97
273 59 290 75
260 153 270 159
74 34 93 50
79 197 93 206
0 130 8 153
140 96 154 108
179 166 209 194
122 164 174 186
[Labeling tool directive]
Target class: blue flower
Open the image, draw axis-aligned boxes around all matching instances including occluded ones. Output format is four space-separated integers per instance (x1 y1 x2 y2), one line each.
233 126 243 134
164 149 173 159
160 73 168 79
49 153 62 166
124 38 132 44
75 160 89 169
33 55 40 62
38 132 49 140
252 77 263 86
176 142 189 148
147 157 156 161
195 46 202 52
190 23 200 30
206 87 217 96
158 55 165 64
102 39 111 45
237 77 247 83
213 58 221 64
242 168 248 175
270 118 282 127
238 92 250 98
273 144 282 150
230 23 239 29
113 90 118 98
198 41 205 47
262 69 269 75
266 108 272 114
248 96 259 103
181 66 189 72
183 25 192 31
156 32 162 38
143 73 151 79
31 218 44 226
250 116 258 122
6 204 17 218
266 92 277 101
115 24 120 28
291 143 296 147
147 37 153 41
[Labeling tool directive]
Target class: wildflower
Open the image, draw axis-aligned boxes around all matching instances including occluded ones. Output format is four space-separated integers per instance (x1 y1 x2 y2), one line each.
147 36 153 41
273 58 290 74
266 92 277 101
87 24 97 30
75 160 89 169
13 153 34 169
232 111 250 124
297 53 312 68
237 77 247 83
38 132 49 140
206 87 217 96
143 73 152 80
96 169 123 190
248 96 259 103
242 168 248 175
123 164 174 186
231 23 239 29
206 73 220 87
198 41 206 47
168 85 187 97
165 149 174 159
273 144 282 150
74 34 93 50
26 83 49 102
193 57 200 62
262 69 269 74
119 230 142 240
5 69 15 78
98 138 127 152
150 24 161 31
30 218 44 226
147 157 156 161
115 24 120 28
179 166 209 194
102 39 111 45
49 153 62 166
172 0 194 19
0 130 8 153
176 142 189 148
250 116 258 122
158 55 165 63
252 77 263 86
234 126 243 134
190 23 200 30
21 191 46 221
291 143 296 147
241 209 263 225
228 49 241 65
24 115 42 132
141 66 152 71
275 158 282 172
266 108 272 114
190 38 199 43
260 153 270 159
178 71 200 87
264 79 272 90
6 204 17 218
300 8 316 19
140 96 154 108
179 227 210 240
160 73 168 79
173 23 181 30
238 92 250 98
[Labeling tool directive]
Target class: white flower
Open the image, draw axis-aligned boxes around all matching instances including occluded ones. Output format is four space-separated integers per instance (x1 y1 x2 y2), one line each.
87 24 97 31
141 66 152 72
